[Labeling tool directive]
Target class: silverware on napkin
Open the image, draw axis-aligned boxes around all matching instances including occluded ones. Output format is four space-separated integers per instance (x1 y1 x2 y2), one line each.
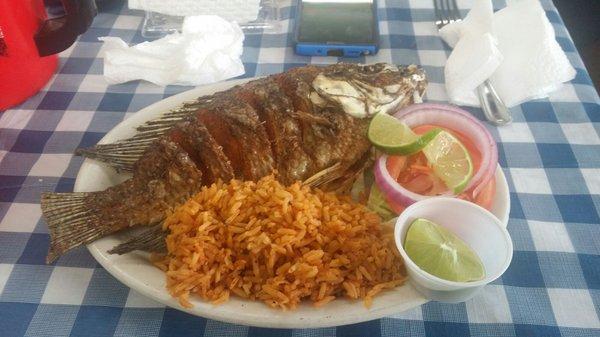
434 0 512 126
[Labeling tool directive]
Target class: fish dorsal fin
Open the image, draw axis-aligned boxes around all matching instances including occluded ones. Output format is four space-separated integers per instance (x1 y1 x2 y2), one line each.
75 100 205 172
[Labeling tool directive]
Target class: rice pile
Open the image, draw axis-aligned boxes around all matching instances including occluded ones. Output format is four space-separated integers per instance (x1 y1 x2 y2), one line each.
154 175 406 309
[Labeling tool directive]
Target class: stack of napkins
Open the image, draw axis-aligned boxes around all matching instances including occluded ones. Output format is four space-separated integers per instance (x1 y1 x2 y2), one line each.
440 0 576 107
100 16 245 87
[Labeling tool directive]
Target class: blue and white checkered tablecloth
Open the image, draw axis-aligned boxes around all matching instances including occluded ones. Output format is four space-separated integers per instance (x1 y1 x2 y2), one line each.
1 0 599 336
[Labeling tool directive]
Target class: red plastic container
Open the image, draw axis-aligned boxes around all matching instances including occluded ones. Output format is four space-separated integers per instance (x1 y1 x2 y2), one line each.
0 0 97 111
0 1 57 110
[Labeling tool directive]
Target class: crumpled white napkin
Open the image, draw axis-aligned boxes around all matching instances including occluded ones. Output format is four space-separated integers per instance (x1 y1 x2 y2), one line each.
439 0 576 107
100 15 245 86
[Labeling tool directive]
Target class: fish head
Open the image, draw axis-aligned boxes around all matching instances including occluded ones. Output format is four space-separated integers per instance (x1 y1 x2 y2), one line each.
310 63 427 118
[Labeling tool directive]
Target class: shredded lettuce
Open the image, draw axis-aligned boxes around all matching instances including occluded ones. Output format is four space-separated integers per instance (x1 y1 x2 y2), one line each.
367 185 397 221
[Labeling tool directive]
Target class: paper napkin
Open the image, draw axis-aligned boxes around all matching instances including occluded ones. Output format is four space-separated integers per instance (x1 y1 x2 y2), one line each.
100 15 245 87
439 0 576 107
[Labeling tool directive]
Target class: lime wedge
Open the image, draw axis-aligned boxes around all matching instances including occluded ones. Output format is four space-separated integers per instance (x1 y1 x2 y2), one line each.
368 113 441 155
422 130 473 194
404 218 485 282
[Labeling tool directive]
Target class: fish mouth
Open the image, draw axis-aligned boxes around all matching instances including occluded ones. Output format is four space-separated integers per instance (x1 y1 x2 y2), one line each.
309 63 427 118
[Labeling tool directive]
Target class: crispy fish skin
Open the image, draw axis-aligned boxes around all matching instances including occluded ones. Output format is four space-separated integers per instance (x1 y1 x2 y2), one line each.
42 63 427 262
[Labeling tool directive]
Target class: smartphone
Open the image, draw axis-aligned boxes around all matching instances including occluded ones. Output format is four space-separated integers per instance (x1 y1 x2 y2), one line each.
294 0 379 57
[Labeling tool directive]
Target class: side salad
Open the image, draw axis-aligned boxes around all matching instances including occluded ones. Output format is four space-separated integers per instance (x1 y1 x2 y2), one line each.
365 103 498 220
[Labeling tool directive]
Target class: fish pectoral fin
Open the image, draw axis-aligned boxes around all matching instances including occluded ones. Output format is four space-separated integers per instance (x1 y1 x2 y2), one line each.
302 162 345 188
320 151 373 194
108 224 166 255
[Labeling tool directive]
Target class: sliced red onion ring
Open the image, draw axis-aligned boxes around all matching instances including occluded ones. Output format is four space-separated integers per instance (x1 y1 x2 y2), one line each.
374 103 498 207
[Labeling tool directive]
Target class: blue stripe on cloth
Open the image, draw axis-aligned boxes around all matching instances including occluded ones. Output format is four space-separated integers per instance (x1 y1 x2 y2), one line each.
23 110 63 132
158 308 206 337
556 37 577 53
545 169 589 194
504 286 557 326
501 143 544 168
247 327 292 337
423 321 471 337
10 130 54 153
81 268 129 307
0 302 38 337
467 323 517 337
37 91 76 111
501 251 545 288
521 101 558 123
203 320 249 337
559 326 600 337
578 254 600 290
571 144 600 168
113 308 164 337
16 233 50 265
78 28 112 43
59 57 96 75
422 302 469 323
97 93 135 112
336 320 381 337
506 219 536 251
573 68 595 86
0 265 53 303
0 232 30 263
388 35 418 49
23 304 79 337
514 324 561 337
537 252 589 289
70 305 123 337
53 177 76 193
565 222 600 255
378 8 411 21
76 131 107 149
554 195 600 224
380 318 425 336
582 103 600 122
536 144 579 168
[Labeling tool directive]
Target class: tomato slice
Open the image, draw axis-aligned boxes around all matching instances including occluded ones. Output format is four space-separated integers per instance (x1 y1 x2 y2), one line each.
385 155 406 180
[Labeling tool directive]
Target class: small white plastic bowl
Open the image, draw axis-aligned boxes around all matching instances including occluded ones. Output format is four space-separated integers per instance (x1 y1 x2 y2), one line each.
394 197 513 303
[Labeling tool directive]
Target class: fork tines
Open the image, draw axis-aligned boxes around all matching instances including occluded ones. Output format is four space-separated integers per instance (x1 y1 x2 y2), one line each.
434 0 462 29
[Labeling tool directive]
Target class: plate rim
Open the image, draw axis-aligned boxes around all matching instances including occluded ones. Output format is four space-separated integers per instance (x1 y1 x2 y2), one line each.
77 78 510 328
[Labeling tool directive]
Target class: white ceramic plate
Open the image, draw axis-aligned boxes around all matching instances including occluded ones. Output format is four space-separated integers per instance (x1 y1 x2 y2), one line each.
78 78 510 329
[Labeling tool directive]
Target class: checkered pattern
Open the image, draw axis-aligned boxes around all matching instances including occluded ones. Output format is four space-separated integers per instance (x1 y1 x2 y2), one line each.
1 0 599 336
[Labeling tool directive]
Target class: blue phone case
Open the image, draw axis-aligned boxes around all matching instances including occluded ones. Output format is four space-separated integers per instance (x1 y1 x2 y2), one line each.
295 44 378 57
294 0 379 58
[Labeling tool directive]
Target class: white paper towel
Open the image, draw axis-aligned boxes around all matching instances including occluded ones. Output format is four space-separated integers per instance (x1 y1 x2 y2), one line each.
441 1 503 106
129 0 261 24
100 16 245 87
439 0 576 108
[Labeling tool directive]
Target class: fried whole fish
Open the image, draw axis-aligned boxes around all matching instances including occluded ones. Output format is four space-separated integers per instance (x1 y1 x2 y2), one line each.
41 63 427 263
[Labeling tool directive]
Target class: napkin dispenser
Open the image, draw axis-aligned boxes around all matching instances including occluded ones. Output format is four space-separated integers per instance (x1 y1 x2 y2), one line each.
0 0 97 111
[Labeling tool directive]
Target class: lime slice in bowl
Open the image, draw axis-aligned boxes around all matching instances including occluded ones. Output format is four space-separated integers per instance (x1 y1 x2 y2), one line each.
422 130 473 194
404 218 485 282
368 113 441 155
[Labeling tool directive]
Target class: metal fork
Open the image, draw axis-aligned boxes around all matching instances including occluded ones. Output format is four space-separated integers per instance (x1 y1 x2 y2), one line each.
434 0 512 126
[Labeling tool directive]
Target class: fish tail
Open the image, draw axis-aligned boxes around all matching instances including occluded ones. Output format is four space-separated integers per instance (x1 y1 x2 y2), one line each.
42 192 114 263
108 224 166 255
